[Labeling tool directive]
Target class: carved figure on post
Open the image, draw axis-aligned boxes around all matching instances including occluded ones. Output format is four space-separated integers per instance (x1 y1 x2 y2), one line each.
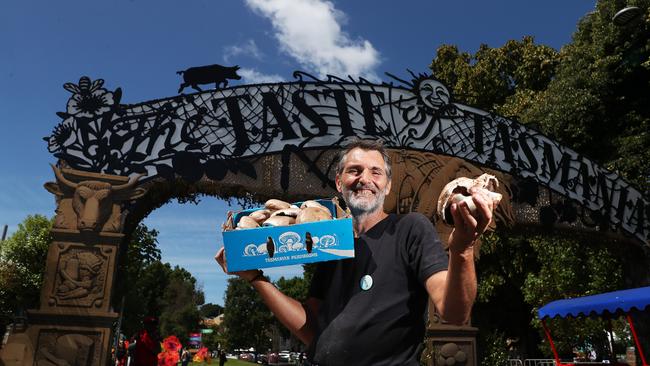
57 251 103 300
44 165 146 233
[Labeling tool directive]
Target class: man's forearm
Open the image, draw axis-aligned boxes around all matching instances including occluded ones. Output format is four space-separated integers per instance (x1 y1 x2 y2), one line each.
251 278 316 345
441 245 477 325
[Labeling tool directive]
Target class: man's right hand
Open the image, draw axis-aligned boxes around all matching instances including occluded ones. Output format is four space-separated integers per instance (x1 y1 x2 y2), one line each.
214 247 260 282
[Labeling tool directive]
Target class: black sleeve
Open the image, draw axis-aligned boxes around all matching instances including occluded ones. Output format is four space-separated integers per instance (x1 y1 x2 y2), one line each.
404 213 449 284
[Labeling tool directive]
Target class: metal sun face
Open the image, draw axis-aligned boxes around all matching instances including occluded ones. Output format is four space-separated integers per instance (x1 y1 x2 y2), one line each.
417 79 450 110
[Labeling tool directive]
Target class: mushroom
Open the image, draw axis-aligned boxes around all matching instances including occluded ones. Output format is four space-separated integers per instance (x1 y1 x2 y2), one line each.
264 199 291 210
236 215 260 229
300 200 330 212
296 206 332 224
270 208 301 218
248 209 271 223
262 215 296 227
437 173 502 226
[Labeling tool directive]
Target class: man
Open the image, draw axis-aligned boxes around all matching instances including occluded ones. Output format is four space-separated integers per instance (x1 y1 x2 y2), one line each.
215 139 494 365
181 347 191 366
130 316 161 366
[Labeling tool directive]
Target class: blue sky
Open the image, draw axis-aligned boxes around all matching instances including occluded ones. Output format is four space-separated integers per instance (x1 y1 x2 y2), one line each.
1 0 596 306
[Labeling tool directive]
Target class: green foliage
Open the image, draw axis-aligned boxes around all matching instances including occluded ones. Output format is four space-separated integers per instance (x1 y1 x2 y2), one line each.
429 36 559 113
273 276 309 348
521 234 623 306
521 234 624 359
222 277 272 352
117 224 203 344
430 1 650 194
201 321 228 351
275 276 309 302
117 224 162 336
0 215 52 329
473 228 625 359
479 330 509 366
159 266 205 344
518 1 650 193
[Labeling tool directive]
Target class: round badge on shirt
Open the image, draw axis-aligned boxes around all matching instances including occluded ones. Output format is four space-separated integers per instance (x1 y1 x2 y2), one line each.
360 275 373 291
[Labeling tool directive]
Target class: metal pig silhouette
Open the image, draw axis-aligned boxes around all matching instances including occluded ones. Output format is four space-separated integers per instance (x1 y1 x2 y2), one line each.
177 64 242 93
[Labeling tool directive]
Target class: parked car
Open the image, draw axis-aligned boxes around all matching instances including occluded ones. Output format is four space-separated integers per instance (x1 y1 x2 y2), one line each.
257 353 268 364
239 352 255 362
266 352 279 364
278 350 291 363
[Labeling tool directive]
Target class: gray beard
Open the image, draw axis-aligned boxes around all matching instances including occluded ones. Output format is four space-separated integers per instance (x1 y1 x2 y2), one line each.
342 184 386 218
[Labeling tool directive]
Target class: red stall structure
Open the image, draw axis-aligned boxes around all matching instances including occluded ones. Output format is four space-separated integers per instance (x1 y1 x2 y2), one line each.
538 286 650 366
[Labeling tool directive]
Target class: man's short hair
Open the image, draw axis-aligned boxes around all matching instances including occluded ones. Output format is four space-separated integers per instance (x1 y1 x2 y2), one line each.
336 138 392 179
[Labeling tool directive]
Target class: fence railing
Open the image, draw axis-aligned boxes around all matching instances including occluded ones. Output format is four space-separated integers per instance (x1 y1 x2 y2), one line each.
507 359 557 366
510 359 616 366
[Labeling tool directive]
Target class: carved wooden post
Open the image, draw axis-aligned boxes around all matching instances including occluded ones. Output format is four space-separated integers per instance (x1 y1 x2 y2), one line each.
0 166 145 366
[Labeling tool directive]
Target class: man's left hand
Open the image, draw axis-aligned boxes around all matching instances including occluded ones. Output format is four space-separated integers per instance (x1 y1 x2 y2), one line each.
448 187 495 254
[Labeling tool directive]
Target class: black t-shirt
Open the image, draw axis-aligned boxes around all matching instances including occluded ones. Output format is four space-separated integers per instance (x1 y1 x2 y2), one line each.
308 213 449 366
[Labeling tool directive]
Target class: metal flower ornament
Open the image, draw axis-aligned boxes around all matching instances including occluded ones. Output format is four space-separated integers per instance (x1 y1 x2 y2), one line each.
45 76 123 171
64 77 116 118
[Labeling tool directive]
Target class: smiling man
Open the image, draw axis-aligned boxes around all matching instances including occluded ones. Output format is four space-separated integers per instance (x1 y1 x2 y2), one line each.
215 138 493 366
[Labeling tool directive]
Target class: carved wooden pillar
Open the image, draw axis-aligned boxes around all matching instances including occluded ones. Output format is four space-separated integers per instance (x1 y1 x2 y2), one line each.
425 323 479 366
0 166 145 366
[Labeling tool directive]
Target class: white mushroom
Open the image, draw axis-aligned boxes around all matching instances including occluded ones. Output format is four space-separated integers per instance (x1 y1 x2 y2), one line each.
437 173 502 226
296 207 332 224
299 200 330 212
262 215 296 227
248 209 271 223
264 199 291 210
236 215 260 229
270 208 301 218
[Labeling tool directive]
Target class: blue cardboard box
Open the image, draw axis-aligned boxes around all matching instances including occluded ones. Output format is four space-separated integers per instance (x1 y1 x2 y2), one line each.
222 199 354 272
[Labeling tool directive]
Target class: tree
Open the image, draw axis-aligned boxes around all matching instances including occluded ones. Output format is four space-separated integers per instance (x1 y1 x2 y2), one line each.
473 230 626 359
200 303 224 318
429 36 560 115
159 266 205 344
201 324 227 351
115 224 162 337
116 224 204 343
0 215 52 332
273 276 309 350
428 0 650 360
222 277 272 352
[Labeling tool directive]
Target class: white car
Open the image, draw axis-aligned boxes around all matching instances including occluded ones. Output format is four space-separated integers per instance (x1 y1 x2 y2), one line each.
278 350 291 363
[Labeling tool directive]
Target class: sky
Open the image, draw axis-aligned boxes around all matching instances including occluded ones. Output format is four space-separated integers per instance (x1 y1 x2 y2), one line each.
0 0 597 306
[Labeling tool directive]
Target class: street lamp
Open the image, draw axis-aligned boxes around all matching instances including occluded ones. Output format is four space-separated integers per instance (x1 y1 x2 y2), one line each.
612 6 642 26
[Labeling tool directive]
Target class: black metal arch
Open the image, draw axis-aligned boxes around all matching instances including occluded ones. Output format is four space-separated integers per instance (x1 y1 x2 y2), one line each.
45 72 649 244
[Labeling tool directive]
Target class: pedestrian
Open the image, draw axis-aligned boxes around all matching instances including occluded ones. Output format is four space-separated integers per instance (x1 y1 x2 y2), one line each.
219 350 227 366
181 347 191 366
215 138 493 365
115 337 128 366
130 316 161 366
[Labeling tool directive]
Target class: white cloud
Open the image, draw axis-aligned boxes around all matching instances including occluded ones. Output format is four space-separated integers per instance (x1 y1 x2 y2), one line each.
238 68 285 83
245 0 380 80
223 39 264 63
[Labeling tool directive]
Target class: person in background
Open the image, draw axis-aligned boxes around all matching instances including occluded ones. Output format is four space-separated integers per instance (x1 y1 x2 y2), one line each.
130 316 160 366
219 350 227 366
181 347 191 366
